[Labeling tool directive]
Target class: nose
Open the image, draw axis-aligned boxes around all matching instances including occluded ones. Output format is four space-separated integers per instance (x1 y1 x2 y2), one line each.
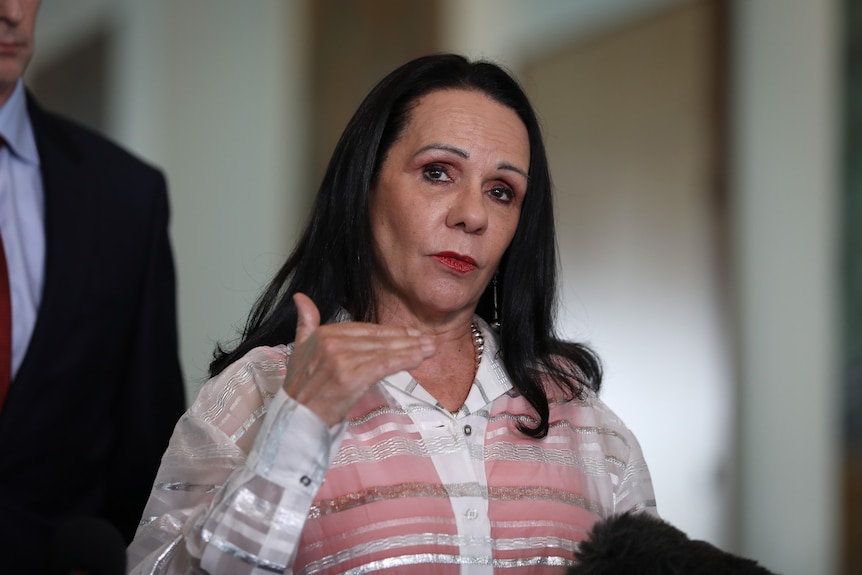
446 183 488 234
0 0 24 24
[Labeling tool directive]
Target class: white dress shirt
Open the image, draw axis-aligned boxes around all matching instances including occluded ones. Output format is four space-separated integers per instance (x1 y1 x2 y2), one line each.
129 318 657 574
0 78 44 378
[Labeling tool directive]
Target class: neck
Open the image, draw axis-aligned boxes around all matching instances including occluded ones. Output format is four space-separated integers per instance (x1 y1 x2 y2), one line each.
407 319 483 413
371 290 477 336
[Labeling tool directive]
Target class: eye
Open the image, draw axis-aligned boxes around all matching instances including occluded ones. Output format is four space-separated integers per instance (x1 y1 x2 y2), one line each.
487 185 515 204
422 164 452 183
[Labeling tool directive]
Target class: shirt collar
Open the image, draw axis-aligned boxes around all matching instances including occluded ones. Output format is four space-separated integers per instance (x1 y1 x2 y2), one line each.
382 316 513 417
0 78 39 166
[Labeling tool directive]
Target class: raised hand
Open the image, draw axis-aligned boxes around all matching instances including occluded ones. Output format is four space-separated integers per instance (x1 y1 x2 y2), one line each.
283 293 436 426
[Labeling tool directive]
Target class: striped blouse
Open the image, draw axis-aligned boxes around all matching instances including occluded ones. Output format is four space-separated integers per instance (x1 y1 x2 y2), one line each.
128 317 657 574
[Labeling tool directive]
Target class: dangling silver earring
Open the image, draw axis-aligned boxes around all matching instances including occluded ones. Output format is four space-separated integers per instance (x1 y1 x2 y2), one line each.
491 274 501 331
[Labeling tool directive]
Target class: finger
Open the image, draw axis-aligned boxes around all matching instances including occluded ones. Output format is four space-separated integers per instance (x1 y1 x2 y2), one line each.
312 327 436 356
291 343 432 409
285 330 434 402
320 338 436 391
352 344 435 381
315 321 427 339
293 292 321 345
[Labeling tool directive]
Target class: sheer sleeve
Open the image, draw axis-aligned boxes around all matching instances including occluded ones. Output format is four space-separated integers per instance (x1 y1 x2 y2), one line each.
127 346 346 574
613 432 658 516
594 395 658 517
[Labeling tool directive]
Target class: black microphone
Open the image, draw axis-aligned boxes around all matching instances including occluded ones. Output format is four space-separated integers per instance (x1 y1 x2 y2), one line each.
47 516 126 575
568 513 777 575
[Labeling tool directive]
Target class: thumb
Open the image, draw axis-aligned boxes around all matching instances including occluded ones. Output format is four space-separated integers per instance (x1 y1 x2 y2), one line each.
293 292 321 344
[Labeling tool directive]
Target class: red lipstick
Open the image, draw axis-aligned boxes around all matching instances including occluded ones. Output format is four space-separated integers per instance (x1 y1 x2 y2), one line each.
0 42 22 54
433 252 477 273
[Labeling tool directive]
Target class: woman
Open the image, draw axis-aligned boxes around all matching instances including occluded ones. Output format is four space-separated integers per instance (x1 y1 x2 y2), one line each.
128 54 657 574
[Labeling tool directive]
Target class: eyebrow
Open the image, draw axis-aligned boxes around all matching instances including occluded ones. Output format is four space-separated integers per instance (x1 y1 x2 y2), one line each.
416 143 529 180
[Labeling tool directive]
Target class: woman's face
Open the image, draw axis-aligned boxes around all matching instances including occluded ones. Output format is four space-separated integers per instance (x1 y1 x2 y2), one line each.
369 88 530 325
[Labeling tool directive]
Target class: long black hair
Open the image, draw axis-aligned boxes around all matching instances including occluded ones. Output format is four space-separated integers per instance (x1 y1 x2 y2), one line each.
210 54 602 438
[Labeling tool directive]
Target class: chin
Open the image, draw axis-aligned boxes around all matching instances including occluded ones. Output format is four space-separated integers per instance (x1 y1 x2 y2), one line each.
418 284 480 316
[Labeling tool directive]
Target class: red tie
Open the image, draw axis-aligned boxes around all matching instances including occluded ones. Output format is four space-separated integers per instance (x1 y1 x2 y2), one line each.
0 138 11 409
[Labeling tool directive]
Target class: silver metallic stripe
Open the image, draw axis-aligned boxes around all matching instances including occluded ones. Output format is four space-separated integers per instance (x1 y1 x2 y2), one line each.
481 442 609 474
308 482 487 518
304 531 578 570
348 405 409 425
475 378 492 405
615 482 649 506
472 407 491 418
605 454 626 471
304 553 575 575
622 458 651 481
138 512 185 533
491 485 606 515
491 357 508 383
308 482 605 518
349 396 624 432
299 532 579 574
332 434 466 466
488 412 539 426
151 534 185 573
154 481 222 494
164 442 244 459
199 359 282 423
340 435 620 476
298 533 494 574
493 535 578 552
343 420 424 443
492 518 588 536
348 401 444 425
556 423 631 448
255 358 287 373
300 515 456 554
630 498 658 512
338 553 469 574
201 529 286 573
493 555 575 568
230 401 271 443
199 362 254 423
480 411 632 448
233 486 277 523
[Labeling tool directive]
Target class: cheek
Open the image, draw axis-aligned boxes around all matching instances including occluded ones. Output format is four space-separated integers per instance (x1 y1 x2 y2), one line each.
369 210 393 261
397 198 439 234
371 208 416 262
493 212 521 250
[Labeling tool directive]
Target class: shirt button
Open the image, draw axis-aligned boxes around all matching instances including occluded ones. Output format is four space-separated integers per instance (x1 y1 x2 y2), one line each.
300 475 312 487
463 424 472 436
465 508 479 520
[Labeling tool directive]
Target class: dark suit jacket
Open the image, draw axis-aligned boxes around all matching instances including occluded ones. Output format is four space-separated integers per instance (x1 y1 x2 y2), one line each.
0 95 186 566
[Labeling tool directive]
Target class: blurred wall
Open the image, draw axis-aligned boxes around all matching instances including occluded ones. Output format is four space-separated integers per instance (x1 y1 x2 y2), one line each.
442 1 840 574
309 0 441 187
443 0 732 555
731 1 840 573
31 0 310 394
523 0 732 550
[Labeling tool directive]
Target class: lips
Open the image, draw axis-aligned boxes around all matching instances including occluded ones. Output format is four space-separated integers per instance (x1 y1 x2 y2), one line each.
433 252 477 273
0 42 23 54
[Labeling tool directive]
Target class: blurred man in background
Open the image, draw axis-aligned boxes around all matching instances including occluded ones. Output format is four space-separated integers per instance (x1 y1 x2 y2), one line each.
0 0 185 568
